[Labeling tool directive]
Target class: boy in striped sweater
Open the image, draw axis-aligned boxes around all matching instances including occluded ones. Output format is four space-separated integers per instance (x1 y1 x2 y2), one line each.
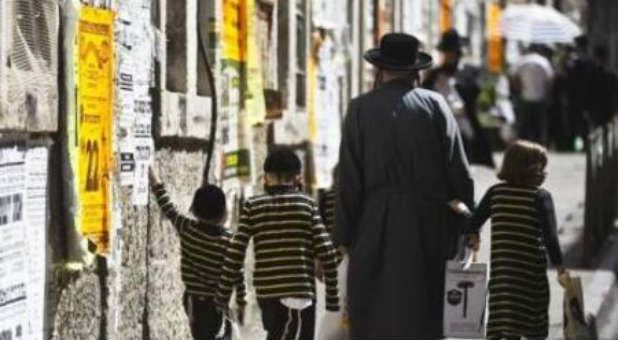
216 147 340 340
149 165 246 340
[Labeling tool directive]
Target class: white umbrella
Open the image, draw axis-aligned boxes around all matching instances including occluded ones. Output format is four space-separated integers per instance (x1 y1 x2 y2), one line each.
500 4 581 44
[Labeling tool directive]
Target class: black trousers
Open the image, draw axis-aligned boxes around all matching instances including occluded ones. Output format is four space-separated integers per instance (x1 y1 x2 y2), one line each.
518 101 549 146
183 293 231 340
258 299 315 340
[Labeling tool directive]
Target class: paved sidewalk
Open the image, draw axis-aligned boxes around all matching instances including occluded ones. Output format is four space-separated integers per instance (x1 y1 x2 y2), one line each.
236 153 618 339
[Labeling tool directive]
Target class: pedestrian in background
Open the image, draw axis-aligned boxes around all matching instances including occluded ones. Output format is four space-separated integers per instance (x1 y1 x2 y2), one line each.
336 33 474 339
465 140 568 340
216 147 339 340
585 44 618 128
566 35 595 149
511 44 555 146
423 29 495 168
148 165 246 340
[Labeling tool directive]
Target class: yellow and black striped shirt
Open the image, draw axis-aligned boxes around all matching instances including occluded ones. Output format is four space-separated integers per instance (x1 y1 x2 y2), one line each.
153 184 246 304
216 186 340 311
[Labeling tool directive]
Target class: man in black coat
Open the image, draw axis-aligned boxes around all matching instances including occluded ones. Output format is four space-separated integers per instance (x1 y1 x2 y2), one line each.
336 33 474 339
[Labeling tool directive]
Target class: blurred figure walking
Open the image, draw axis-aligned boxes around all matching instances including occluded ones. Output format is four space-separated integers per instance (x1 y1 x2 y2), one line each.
511 44 555 146
585 44 618 129
566 35 595 149
423 29 495 168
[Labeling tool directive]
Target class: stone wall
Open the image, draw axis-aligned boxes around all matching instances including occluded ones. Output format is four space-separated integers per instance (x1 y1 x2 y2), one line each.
49 149 206 340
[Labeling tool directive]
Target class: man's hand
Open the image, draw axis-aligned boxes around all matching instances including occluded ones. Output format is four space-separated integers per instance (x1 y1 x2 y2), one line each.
148 164 161 186
337 245 348 256
465 233 480 251
448 200 472 217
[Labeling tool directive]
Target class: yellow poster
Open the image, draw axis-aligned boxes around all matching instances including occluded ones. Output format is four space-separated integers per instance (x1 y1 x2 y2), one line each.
308 36 320 141
77 7 114 253
244 0 266 125
223 0 245 62
487 3 504 74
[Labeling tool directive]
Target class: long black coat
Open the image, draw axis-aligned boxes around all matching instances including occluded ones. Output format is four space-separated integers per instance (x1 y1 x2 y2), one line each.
335 79 474 339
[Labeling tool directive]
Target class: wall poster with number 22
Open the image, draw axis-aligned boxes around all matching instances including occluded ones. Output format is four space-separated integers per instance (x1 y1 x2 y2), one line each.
77 6 114 253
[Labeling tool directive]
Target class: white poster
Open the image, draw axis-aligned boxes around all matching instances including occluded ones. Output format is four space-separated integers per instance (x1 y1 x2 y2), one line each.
24 146 49 340
131 97 153 206
116 60 136 128
115 0 154 205
131 138 153 206
0 143 27 340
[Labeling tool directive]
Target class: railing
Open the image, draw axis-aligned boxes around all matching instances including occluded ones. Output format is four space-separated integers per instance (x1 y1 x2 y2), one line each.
583 116 618 265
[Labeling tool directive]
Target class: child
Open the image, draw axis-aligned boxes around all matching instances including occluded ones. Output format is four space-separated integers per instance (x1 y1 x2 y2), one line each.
465 140 568 340
149 165 246 340
216 147 340 340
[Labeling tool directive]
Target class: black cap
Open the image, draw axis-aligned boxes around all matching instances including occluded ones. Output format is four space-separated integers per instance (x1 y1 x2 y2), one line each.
191 184 226 221
264 147 301 174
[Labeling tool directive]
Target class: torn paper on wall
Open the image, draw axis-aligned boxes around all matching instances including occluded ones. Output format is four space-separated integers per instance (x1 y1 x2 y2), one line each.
118 138 135 186
131 137 153 206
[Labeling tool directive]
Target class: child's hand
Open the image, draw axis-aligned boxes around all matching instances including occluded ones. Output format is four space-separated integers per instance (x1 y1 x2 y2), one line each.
465 233 480 251
235 304 246 326
557 268 569 288
448 200 472 217
148 164 161 186
315 262 324 282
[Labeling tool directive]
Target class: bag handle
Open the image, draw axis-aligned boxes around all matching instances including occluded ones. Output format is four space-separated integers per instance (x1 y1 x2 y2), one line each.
462 249 479 270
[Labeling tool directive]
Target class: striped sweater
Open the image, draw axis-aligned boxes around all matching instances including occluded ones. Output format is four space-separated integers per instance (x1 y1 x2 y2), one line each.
319 188 337 238
467 183 563 339
153 184 246 304
216 186 340 311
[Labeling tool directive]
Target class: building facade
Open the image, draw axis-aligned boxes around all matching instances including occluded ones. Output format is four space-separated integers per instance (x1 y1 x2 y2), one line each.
0 1 510 339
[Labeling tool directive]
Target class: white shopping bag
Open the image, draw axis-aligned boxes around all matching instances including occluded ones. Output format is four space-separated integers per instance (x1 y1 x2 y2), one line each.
443 252 488 338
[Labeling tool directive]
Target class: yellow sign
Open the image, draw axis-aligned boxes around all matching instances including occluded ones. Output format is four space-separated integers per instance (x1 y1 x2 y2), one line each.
223 0 245 62
487 3 504 74
244 0 266 125
77 7 114 253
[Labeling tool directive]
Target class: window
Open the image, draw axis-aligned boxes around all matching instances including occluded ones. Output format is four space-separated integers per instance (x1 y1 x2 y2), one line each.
257 1 277 90
11 0 54 70
165 0 187 92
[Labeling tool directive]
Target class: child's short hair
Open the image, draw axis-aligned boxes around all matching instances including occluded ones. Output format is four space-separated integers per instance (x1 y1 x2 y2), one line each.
498 140 548 187
190 185 226 222
264 147 301 181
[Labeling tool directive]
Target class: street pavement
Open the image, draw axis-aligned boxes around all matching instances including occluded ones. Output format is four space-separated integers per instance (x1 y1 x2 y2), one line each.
235 152 618 339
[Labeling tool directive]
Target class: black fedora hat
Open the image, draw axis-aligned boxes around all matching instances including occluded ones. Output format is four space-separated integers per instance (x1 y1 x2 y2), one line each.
437 29 463 52
364 33 433 71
